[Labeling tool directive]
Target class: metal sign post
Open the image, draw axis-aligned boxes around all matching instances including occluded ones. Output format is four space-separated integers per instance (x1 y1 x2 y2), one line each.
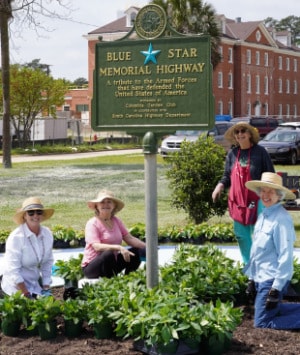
143 131 158 288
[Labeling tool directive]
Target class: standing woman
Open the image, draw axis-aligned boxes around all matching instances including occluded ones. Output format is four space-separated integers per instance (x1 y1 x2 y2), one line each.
212 122 274 264
81 190 146 279
1 197 54 298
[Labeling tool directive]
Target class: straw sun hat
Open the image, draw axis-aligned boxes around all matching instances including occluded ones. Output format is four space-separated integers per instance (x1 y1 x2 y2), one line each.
245 172 296 200
224 121 260 145
13 197 55 224
87 190 125 213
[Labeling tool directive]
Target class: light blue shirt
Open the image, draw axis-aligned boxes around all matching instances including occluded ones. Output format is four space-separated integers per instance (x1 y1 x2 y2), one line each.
244 202 295 291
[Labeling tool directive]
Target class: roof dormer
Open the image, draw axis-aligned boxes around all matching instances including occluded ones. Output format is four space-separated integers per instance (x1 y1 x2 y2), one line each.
125 6 139 27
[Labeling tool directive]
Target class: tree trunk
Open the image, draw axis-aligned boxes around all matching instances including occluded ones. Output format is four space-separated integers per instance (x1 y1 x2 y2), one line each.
0 0 12 168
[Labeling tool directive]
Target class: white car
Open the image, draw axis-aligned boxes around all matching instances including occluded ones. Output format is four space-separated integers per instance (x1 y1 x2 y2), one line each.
278 122 300 130
160 121 233 156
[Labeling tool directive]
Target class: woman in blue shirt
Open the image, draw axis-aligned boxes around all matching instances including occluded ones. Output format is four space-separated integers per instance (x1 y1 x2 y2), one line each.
244 172 300 329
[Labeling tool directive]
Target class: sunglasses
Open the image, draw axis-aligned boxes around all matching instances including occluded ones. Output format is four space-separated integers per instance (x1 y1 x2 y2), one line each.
27 210 43 216
234 128 247 135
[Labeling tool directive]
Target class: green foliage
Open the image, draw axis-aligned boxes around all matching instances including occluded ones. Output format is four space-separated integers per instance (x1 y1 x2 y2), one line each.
160 244 247 303
0 291 30 324
54 254 84 286
29 296 62 330
52 225 84 247
0 64 68 148
152 0 221 67
0 229 10 243
164 136 228 224
108 245 244 347
61 298 87 324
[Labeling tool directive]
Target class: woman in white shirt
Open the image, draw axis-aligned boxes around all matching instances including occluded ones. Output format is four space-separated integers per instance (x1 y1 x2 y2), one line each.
1 197 54 298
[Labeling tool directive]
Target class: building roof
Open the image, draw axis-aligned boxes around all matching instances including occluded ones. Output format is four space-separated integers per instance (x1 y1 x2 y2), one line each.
88 16 129 35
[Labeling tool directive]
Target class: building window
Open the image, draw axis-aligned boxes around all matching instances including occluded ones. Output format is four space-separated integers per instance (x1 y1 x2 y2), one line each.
228 48 233 63
228 73 233 89
255 51 260 65
278 78 282 93
228 101 233 116
286 104 290 117
286 79 290 94
278 104 282 117
278 56 282 70
255 75 260 94
264 103 269 116
246 102 251 116
294 104 297 117
264 76 269 94
76 104 89 112
246 49 251 64
294 58 298 72
63 105 70 111
218 100 223 115
217 72 223 88
264 52 269 66
286 57 290 71
246 74 251 93
219 46 223 62
294 80 298 94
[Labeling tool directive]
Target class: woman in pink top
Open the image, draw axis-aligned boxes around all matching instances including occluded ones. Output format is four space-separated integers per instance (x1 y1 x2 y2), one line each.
81 190 146 279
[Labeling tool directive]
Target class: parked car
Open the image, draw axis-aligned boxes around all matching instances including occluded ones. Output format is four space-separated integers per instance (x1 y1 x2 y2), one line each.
278 122 300 130
159 121 233 156
231 117 282 138
258 129 300 165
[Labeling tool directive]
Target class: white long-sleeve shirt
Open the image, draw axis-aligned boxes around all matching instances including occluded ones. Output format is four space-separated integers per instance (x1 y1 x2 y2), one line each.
1 223 54 295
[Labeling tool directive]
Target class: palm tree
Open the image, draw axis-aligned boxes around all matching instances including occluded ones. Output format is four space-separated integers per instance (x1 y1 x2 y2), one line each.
151 0 221 67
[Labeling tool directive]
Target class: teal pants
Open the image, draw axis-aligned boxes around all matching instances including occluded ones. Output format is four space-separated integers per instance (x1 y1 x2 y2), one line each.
233 200 263 264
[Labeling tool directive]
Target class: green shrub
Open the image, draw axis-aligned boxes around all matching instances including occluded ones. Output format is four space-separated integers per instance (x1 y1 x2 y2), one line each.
164 135 228 224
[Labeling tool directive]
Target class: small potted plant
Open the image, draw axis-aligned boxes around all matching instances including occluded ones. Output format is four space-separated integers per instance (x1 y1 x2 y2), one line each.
86 298 114 339
54 253 84 288
0 291 28 337
29 296 62 340
61 298 87 338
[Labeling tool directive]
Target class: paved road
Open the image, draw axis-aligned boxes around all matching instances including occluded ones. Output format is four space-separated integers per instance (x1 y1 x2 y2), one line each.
11 149 143 163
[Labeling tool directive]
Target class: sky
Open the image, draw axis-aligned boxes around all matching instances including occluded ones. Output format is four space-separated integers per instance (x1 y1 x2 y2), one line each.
9 0 299 82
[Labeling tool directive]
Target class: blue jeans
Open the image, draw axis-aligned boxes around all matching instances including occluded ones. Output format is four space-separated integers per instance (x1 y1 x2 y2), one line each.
254 279 300 329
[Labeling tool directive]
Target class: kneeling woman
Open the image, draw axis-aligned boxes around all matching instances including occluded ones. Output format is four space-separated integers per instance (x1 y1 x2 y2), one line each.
81 190 146 279
244 172 300 329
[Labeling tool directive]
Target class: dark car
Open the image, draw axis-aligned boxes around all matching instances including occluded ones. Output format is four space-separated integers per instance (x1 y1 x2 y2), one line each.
258 129 300 165
231 117 282 138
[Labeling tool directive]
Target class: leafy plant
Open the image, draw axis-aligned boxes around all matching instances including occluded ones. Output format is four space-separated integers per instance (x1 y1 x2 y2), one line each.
61 298 87 325
54 253 84 286
30 296 62 331
0 291 30 324
164 135 228 224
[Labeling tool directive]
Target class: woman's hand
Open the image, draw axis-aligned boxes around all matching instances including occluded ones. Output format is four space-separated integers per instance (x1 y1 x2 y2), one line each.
119 246 135 262
212 183 224 202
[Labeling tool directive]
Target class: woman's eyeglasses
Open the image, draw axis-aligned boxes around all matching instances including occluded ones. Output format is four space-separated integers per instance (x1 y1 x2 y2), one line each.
234 128 247 135
27 210 43 216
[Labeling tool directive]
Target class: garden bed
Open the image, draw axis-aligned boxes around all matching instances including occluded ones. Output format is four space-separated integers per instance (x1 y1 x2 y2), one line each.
1 287 300 355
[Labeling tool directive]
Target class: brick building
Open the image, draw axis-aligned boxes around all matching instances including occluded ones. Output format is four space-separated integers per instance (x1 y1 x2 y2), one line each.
67 6 300 126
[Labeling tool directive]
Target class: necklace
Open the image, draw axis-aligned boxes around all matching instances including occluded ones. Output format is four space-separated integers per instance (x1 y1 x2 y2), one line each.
28 235 45 269
100 217 113 230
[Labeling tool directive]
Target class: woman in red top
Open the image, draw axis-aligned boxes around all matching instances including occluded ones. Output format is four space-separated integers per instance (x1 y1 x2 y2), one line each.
81 190 146 278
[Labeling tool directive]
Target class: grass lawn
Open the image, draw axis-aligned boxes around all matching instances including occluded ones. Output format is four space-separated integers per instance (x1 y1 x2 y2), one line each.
0 151 299 246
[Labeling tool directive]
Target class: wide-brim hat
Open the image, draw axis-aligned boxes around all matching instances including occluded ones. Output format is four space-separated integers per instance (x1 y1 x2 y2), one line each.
87 190 124 213
245 172 296 200
224 121 260 145
13 197 55 224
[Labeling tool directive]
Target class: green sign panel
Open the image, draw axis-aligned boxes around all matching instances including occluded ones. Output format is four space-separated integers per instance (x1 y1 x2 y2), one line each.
92 35 214 134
